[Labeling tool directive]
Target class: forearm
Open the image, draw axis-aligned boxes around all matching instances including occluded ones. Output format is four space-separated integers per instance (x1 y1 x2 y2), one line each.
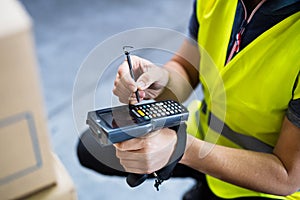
156 60 193 102
156 39 200 102
180 134 296 196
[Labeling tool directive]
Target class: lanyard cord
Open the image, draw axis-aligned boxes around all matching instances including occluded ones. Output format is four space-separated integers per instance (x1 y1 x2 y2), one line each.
225 0 267 65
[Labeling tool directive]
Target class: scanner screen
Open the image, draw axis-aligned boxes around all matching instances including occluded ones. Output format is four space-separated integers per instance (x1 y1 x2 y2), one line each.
98 107 138 129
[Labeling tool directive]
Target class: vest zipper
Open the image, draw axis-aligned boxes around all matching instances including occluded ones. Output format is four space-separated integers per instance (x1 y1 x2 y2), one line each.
226 0 267 64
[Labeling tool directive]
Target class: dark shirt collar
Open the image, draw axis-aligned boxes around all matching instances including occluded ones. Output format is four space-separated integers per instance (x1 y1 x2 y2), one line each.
263 0 300 15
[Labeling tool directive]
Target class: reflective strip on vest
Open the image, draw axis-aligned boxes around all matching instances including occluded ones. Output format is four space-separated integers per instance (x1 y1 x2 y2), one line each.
208 112 274 153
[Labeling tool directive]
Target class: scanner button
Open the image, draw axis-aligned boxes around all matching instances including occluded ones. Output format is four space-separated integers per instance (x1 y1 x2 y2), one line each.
131 109 141 117
137 110 145 116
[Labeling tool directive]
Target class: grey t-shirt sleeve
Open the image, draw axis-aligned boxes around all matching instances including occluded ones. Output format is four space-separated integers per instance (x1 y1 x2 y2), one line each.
188 0 199 41
287 99 300 128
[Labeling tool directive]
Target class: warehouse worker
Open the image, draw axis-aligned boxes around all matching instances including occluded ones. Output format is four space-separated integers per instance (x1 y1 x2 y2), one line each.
78 0 300 199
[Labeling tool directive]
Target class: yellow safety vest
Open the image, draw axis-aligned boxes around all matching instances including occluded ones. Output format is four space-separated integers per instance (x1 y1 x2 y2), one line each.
186 0 300 199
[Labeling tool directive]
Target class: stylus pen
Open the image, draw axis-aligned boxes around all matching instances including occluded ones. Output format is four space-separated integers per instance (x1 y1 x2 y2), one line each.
123 46 140 103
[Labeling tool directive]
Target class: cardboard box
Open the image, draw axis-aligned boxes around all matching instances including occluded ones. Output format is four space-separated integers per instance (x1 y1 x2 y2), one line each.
25 154 77 200
0 0 56 199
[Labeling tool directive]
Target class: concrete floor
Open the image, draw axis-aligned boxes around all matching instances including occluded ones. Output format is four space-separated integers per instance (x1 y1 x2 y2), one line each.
20 0 197 199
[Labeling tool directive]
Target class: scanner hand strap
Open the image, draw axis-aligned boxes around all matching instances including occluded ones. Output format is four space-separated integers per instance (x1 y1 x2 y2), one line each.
126 123 187 190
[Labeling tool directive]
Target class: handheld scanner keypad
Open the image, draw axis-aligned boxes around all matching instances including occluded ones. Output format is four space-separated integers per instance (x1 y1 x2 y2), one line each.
130 100 187 122
86 100 188 145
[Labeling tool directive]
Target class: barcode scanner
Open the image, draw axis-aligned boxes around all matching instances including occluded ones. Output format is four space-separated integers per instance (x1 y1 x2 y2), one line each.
86 100 188 190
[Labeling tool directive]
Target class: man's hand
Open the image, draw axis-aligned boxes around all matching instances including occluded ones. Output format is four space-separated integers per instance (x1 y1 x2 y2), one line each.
114 128 177 174
113 55 169 104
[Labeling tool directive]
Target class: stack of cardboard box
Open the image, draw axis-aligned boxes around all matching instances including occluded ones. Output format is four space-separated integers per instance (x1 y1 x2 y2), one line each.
0 0 77 199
